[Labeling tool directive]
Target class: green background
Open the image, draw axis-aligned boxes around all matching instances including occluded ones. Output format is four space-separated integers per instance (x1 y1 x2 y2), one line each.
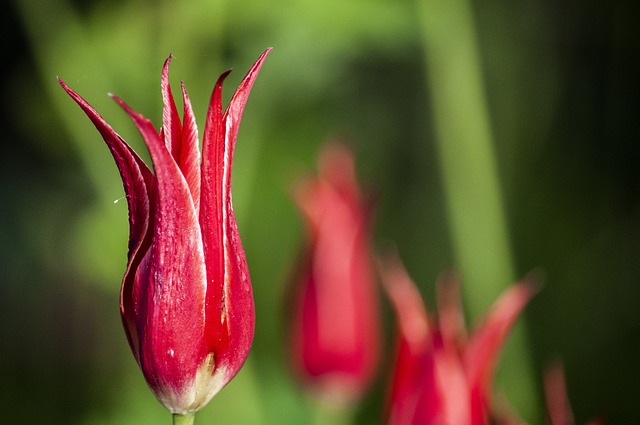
1 0 638 423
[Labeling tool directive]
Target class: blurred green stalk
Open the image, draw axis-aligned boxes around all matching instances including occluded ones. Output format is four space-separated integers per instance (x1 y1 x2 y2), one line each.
418 0 539 420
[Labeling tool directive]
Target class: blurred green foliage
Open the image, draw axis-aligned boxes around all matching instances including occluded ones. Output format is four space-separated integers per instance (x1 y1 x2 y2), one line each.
1 0 639 423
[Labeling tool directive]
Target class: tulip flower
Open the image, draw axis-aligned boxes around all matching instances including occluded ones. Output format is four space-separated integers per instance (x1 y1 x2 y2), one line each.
289 143 380 404
58 49 270 418
379 254 536 425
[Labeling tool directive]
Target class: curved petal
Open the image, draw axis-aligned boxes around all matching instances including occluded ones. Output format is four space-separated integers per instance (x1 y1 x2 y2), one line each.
222 48 272 157
58 78 155 356
200 69 231 363
179 82 201 212
544 363 575 425
465 278 538 421
379 254 433 425
162 57 200 211
161 54 183 159
435 270 467 352
199 50 270 387
114 95 208 410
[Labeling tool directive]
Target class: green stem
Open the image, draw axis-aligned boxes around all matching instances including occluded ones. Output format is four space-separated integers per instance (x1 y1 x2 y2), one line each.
419 0 512 318
417 0 540 421
173 413 196 425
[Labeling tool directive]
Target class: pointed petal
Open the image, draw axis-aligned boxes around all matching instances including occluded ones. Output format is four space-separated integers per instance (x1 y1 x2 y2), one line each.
292 154 369 244
113 95 208 401
465 277 538 418
200 69 230 362
218 206 254 373
58 78 155 357
544 363 575 425
162 56 200 210
161 54 183 159
58 78 153 255
435 270 467 352
221 48 272 163
118 143 157 362
179 82 201 212
380 254 431 354
429 341 472 425
317 143 360 203
198 50 269 388
379 254 433 425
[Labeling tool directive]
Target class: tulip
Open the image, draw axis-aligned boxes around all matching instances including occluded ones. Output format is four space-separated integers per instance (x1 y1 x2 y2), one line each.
379 254 536 425
58 49 270 417
289 143 380 404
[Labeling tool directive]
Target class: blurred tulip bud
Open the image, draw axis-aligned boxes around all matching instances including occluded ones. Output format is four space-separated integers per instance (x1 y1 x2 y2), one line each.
289 143 380 404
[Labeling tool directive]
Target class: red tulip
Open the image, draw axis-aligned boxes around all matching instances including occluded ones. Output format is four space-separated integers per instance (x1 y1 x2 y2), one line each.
58 49 270 414
380 254 536 425
289 143 380 404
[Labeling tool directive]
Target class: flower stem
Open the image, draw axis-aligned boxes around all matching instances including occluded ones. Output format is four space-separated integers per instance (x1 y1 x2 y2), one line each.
173 413 195 425
417 0 539 421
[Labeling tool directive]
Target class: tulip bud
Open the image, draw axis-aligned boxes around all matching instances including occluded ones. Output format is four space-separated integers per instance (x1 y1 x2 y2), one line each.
59 49 270 414
289 143 380 404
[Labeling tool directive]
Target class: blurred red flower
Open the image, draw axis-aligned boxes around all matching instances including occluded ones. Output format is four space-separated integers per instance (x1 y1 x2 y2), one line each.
379 254 536 425
289 143 380 404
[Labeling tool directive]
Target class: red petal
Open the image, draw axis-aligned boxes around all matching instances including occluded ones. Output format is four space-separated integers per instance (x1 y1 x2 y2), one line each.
380 254 433 425
221 48 272 159
113 95 208 396
435 270 467 352
57 78 155 357
199 49 270 383
162 56 200 211
317 143 359 201
161 54 183 160
179 82 201 212
544 363 575 425
200 69 230 359
465 278 538 420
380 254 431 353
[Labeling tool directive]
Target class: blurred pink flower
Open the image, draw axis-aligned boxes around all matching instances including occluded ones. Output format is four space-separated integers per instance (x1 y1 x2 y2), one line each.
289 143 380 404
58 49 270 414
379 254 536 425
